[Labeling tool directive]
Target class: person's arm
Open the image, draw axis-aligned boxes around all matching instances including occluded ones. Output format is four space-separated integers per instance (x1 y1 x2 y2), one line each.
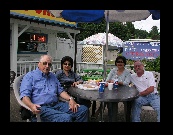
72 73 83 87
120 71 131 86
106 69 114 83
139 86 154 96
20 73 41 114
22 96 41 114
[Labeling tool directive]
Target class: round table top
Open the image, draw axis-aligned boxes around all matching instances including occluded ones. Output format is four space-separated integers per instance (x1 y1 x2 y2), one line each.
68 85 139 102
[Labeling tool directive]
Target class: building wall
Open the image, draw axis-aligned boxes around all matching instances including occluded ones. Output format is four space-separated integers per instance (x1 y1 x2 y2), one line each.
56 38 118 63
17 36 118 63
55 38 83 62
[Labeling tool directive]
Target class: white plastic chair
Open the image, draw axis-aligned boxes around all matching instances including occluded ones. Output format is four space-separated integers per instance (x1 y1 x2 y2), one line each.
13 74 41 122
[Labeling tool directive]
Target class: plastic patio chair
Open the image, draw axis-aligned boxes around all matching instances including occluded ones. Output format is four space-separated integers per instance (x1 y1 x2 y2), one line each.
13 74 41 122
10 70 16 87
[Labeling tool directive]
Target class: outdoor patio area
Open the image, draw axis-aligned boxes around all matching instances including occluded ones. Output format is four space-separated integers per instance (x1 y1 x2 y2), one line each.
10 87 157 122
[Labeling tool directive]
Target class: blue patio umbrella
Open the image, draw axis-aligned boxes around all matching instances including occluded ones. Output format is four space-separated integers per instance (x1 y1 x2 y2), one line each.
49 10 160 81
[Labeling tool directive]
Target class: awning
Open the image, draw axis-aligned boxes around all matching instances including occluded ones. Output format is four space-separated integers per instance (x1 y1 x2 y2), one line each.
10 10 78 29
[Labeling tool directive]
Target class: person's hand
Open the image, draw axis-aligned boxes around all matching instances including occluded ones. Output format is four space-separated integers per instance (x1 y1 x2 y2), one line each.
118 81 123 85
69 99 80 113
72 81 80 87
30 104 41 114
108 80 114 83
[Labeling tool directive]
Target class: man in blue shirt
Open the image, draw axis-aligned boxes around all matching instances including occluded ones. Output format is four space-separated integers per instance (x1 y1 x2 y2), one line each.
20 54 88 122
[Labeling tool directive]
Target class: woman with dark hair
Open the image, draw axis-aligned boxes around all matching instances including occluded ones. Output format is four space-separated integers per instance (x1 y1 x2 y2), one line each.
55 56 91 109
93 56 131 120
106 55 131 85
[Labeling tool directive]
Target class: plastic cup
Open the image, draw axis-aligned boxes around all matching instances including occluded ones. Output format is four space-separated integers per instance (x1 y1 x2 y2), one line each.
108 83 113 90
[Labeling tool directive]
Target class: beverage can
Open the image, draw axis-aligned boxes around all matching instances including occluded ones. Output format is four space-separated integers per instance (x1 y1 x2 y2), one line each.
99 82 105 93
113 79 118 89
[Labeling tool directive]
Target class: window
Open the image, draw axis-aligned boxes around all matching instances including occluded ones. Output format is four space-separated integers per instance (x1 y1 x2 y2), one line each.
18 33 48 52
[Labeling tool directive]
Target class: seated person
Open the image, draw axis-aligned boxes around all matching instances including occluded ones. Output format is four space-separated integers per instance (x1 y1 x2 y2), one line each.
106 56 131 86
55 56 91 109
93 56 131 120
130 60 160 122
19 54 88 122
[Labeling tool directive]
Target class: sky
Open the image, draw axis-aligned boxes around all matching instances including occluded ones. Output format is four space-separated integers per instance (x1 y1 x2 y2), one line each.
132 15 160 32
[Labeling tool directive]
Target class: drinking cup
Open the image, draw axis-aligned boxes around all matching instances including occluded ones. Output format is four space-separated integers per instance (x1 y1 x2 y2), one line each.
108 83 113 90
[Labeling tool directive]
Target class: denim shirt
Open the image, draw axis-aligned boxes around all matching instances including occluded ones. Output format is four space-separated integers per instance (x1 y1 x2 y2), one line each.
55 69 83 85
19 68 64 105
106 67 131 86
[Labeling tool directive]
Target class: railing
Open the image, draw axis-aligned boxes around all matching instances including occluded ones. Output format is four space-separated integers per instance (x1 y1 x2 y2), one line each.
17 60 133 76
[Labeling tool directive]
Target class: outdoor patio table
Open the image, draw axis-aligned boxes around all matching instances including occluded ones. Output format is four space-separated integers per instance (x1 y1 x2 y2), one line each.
68 85 139 122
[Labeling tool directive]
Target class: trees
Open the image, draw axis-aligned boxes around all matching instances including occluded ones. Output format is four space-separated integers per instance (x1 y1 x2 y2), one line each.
148 26 160 40
57 21 160 41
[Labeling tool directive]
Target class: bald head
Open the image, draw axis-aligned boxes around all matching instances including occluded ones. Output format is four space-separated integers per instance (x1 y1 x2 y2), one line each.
39 55 52 63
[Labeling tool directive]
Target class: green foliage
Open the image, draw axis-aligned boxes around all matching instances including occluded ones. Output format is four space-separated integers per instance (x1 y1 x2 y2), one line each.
125 56 160 72
57 20 160 41
144 56 160 72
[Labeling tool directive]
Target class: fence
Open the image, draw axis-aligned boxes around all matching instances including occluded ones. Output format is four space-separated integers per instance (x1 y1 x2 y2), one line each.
16 60 133 76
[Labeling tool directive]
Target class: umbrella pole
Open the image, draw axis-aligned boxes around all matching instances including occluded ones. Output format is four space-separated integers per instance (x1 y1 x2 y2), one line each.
103 10 109 82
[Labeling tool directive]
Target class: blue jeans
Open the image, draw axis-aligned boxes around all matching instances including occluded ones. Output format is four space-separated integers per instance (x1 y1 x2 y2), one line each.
131 93 160 122
31 101 88 122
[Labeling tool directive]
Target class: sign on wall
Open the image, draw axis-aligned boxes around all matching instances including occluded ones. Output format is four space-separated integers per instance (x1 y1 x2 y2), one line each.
123 41 160 60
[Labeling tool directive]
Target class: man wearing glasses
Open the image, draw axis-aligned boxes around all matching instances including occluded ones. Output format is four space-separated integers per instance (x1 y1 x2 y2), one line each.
19 54 88 122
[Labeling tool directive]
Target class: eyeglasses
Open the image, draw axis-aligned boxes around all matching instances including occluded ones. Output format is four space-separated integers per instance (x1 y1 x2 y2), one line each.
63 63 71 66
117 61 124 63
42 62 52 67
